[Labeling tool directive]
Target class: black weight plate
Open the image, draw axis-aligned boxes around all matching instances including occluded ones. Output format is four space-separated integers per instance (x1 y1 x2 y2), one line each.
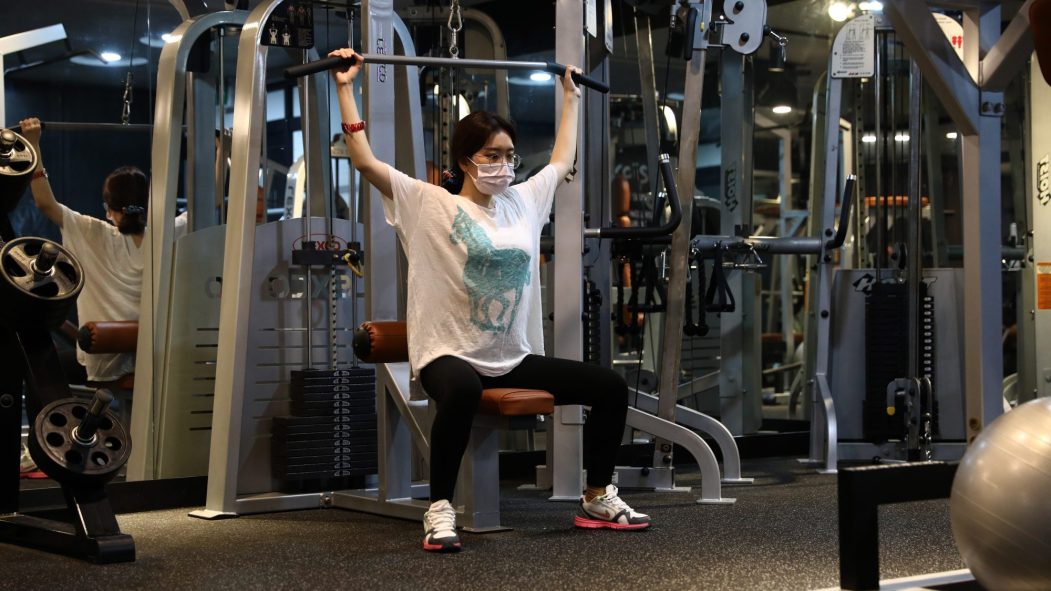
272 428 377 441
277 444 377 458
274 413 377 424
289 383 376 396
289 387 375 400
290 368 375 381
274 453 378 467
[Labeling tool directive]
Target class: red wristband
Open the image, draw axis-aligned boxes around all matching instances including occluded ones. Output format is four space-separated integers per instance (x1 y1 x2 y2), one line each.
31 168 48 180
341 121 366 134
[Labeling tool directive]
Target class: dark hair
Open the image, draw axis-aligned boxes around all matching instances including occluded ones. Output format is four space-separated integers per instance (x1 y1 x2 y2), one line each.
103 166 149 235
441 111 517 194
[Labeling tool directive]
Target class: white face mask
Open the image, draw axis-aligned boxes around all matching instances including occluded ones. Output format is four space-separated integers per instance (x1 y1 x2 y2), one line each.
467 159 515 195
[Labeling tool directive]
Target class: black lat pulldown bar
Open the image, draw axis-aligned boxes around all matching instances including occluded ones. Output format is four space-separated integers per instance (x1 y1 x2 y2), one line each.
284 54 610 94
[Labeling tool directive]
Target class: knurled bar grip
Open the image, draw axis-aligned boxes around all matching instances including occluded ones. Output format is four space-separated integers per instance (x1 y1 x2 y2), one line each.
284 54 610 94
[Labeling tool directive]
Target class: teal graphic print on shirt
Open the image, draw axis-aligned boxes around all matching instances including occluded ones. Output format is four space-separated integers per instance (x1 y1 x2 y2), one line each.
449 206 531 333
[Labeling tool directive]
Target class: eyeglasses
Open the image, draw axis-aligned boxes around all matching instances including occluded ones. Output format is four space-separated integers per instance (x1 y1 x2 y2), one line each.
473 152 522 170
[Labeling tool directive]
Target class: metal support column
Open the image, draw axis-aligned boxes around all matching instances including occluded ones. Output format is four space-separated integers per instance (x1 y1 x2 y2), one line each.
718 51 761 435
547 0 587 501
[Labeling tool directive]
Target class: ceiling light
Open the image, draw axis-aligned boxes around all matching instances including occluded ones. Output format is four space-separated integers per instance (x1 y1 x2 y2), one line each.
100 51 122 62
894 133 910 142
69 54 147 68
772 105 793 114
946 131 958 140
862 134 877 143
828 2 854 22
530 72 553 82
661 105 678 139
140 33 179 48
858 1 882 11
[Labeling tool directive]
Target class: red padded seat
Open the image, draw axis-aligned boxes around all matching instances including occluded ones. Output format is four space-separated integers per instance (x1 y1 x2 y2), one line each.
353 321 554 417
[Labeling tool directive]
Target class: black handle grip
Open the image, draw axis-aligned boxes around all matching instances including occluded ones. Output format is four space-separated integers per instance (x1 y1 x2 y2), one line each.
74 389 114 445
596 155 682 240
284 56 611 93
542 62 610 93
826 175 857 249
284 55 352 79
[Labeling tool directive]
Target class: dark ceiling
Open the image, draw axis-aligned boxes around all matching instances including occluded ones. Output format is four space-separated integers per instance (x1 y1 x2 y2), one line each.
1 1 1030 129
1 1 834 89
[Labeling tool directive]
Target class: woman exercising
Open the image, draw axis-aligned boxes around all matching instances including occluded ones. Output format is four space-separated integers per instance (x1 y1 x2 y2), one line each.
18 117 146 385
329 48 650 553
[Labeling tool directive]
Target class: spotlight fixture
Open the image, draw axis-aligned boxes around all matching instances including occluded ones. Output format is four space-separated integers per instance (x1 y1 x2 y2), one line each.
768 48 787 73
759 71 797 116
829 1 854 22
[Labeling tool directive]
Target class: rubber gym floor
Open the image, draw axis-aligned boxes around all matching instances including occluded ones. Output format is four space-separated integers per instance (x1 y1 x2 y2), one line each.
3 457 975 591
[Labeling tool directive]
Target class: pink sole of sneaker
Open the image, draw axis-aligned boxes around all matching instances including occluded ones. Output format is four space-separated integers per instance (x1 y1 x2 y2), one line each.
19 471 49 480
573 516 650 530
423 542 462 552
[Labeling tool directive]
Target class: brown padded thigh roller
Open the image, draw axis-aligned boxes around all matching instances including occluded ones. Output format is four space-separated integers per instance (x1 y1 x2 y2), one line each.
352 321 409 363
77 320 139 354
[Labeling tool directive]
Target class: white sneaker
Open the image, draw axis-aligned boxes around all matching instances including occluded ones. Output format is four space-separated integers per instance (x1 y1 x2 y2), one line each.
19 441 38 474
422 499 462 552
575 484 651 530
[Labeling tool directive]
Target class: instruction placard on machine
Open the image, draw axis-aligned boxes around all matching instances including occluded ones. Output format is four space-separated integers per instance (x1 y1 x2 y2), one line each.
831 14 874 78
264 0 314 49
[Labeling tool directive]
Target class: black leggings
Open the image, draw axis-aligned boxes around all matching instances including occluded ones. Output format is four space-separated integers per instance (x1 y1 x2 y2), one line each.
419 355 629 502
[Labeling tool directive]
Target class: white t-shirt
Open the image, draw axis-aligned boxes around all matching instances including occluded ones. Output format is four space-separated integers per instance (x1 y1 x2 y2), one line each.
383 164 559 377
60 205 143 381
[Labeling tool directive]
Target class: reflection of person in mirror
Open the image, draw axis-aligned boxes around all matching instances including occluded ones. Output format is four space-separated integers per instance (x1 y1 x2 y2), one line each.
19 116 146 385
329 48 652 553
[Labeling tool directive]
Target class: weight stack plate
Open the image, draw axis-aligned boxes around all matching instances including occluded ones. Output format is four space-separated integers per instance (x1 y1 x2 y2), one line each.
272 367 378 490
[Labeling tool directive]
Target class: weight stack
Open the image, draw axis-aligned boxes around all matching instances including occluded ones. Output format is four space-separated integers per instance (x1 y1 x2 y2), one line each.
862 282 938 442
271 367 378 492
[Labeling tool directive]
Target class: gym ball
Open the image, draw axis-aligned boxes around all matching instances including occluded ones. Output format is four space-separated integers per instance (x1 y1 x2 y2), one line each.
949 397 1051 591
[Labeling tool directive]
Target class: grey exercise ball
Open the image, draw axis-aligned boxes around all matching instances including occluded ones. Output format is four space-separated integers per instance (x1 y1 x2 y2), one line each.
949 397 1051 591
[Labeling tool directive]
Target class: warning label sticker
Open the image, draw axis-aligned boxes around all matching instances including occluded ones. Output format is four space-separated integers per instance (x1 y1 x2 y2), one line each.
831 14 875 78
1039 263 1051 310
